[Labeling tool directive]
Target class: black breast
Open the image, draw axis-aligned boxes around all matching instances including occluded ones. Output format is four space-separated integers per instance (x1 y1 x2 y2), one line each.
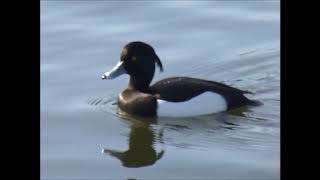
118 89 158 116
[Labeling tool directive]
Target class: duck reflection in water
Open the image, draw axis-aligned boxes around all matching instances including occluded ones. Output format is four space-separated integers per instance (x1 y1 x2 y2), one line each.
102 106 252 168
103 114 164 168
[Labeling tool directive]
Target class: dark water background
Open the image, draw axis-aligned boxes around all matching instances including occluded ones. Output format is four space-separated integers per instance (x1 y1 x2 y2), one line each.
41 1 280 179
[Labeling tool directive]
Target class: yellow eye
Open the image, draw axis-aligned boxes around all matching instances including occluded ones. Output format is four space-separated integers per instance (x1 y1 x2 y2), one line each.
132 56 137 62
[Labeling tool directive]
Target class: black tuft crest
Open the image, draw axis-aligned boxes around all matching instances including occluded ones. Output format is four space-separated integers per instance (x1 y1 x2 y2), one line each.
154 53 163 72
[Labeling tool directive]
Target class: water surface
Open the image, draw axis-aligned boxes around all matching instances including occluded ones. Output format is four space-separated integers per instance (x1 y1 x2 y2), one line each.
41 1 280 179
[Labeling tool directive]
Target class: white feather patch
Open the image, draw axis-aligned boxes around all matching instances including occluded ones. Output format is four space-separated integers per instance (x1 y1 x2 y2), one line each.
157 92 227 117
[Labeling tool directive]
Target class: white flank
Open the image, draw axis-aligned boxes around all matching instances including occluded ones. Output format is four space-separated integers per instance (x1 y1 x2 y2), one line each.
157 92 227 117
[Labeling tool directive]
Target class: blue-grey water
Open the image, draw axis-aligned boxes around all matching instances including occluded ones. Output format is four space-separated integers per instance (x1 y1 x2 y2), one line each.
41 1 280 179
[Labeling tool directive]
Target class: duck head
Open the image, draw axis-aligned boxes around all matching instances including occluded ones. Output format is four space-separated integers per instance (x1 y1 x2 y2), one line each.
102 41 163 91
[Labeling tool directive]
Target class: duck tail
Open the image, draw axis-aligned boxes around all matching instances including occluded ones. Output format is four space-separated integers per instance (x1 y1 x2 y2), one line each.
243 90 254 95
247 99 263 106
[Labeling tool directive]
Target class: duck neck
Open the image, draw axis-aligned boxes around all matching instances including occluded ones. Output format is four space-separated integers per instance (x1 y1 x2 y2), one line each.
129 76 151 93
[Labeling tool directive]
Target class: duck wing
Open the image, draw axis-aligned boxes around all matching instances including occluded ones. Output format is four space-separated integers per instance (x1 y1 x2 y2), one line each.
150 77 257 109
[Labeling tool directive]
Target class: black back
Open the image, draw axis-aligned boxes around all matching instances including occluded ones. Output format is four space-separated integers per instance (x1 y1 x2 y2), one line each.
150 77 259 110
